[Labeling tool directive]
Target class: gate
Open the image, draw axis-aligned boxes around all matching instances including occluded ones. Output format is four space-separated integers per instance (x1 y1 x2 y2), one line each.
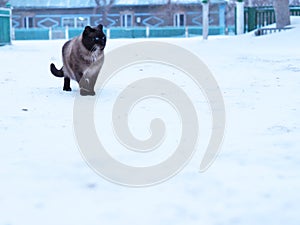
236 6 300 33
0 7 11 45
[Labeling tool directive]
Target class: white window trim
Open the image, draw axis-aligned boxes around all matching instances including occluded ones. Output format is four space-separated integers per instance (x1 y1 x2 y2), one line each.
62 17 90 28
121 12 133 28
24 16 34 29
174 13 186 27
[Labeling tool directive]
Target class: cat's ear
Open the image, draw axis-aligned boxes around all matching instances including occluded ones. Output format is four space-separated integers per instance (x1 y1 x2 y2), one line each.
97 24 104 31
83 26 94 36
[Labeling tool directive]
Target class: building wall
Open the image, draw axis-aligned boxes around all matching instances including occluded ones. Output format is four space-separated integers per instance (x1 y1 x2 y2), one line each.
12 3 226 29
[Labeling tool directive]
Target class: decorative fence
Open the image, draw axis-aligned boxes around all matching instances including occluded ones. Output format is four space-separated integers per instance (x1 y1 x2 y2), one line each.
0 7 11 45
14 26 225 40
242 6 300 33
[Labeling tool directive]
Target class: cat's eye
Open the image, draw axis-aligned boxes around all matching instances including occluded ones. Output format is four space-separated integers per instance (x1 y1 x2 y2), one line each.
94 37 100 41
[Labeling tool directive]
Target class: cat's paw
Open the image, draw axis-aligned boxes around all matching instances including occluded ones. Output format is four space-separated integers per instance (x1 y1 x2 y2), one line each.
63 87 72 92
80 88 95 96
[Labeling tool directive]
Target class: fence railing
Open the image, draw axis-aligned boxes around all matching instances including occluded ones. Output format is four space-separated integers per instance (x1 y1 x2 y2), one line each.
0 7 11 45
242 6 300 33
13 26 226 41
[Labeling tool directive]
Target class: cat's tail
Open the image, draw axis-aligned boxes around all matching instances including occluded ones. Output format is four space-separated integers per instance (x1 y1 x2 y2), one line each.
50 63 64 78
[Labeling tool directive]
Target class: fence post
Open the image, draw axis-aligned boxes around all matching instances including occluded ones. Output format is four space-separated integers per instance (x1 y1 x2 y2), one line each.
202 0 209 40
146 26 150 38
106 28 111 39
49 27 52 40
236 0 244 35
9 5 12 43
65 26 69 40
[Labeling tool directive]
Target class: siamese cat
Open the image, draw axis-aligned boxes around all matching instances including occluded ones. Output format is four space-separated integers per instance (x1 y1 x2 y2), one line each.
50 24 106 96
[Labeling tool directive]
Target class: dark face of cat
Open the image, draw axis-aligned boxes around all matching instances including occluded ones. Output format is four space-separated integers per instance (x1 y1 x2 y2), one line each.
82 24 106 52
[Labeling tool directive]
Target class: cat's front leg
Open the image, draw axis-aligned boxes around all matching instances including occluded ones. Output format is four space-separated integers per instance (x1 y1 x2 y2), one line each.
79 77 96 96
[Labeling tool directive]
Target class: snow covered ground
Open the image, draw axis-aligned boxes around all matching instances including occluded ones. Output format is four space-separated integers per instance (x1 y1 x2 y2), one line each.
1 17 299 225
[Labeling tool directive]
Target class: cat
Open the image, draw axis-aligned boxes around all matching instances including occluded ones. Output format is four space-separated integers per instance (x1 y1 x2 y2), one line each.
50 24 106 96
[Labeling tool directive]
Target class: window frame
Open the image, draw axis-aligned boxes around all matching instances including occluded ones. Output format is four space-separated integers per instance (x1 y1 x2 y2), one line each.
24 16 34 29
62 16 90 28
174 13 186 27
121 12 134 28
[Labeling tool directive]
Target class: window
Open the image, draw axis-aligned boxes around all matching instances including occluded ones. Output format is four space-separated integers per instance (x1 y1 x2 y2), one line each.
62 17 89 28
76 17 89 28
174 13 185 27
121 14 133 27
62 18 75 27
24 17 34 29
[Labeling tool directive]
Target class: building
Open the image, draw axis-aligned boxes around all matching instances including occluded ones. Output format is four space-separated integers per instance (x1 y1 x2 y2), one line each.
10 0 226 29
